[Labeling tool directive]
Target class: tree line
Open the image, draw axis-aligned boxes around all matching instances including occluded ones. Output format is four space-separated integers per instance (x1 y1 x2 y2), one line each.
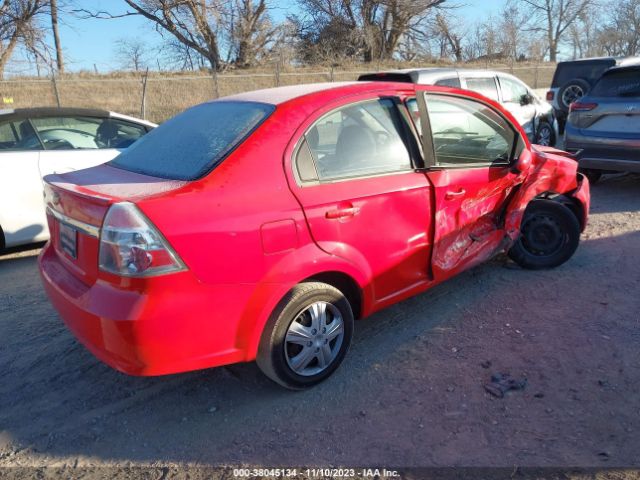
1 0 639 77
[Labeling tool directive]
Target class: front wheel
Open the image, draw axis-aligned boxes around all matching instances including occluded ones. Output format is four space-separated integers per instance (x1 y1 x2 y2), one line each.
508 200 581 270
257 282 354 389
535 121 555 147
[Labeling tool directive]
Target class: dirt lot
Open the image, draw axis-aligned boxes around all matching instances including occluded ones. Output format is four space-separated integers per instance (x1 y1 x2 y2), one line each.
0 174 639 475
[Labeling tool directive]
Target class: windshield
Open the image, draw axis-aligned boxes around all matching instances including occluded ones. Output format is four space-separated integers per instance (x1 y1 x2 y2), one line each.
110 101 274 180
590 70 640 97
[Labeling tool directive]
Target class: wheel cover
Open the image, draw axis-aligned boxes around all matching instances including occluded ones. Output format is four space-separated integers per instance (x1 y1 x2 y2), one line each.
562 85 585 108
520 213 566 257
284 301 344 377
536 125 552 146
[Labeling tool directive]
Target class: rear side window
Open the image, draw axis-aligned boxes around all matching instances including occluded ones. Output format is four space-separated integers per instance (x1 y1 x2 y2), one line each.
590 70 640 97
551 60 615 87
435 77 461 88
297 98 412 181
111 101 274 180
464 77 500 101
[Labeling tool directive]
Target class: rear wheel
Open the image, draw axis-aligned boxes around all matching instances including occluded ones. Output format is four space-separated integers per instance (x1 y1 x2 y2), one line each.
257 282 354 389
508 200 581 270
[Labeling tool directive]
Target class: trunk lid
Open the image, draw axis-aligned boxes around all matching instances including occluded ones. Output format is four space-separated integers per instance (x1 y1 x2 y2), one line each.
44 164 186 285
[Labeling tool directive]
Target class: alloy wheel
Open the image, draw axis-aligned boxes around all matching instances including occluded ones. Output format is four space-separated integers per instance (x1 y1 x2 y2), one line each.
284 301 345 377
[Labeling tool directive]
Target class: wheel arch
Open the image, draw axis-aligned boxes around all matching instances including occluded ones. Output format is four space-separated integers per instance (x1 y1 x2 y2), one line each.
533 191 587 231
303 271 363 320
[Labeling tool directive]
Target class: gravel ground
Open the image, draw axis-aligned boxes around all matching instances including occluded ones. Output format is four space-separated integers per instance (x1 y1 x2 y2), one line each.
0 174 639 475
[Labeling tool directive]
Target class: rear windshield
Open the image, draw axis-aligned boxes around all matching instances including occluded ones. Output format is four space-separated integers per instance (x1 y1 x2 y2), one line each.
110 101 274 180
551 60 616 87
590 70 640 97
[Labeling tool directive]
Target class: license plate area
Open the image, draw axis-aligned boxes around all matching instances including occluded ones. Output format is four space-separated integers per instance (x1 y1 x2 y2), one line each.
59 222 78 259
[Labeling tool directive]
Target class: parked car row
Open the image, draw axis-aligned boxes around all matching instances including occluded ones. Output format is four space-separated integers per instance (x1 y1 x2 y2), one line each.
7 58 636 389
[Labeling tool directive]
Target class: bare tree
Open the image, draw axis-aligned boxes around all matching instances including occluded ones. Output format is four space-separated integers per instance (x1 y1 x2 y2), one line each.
434 13 463 61
115 37 148 71
296 0 448 63
225 0 279 67
521 0 595 62
77 1 226 70
0 0 51 77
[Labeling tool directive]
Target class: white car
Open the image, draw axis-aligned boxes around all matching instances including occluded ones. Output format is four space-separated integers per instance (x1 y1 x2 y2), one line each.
359 68 559 147
0 108 156 250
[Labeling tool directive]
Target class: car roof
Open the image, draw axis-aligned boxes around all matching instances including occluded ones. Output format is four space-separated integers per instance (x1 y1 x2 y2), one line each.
222 81 416 106
557 56 640 66
358 67 527 84
601 64 640 75
0 107 157 127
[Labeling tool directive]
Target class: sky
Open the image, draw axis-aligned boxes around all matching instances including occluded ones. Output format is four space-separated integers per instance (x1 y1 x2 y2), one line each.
8 0 507 75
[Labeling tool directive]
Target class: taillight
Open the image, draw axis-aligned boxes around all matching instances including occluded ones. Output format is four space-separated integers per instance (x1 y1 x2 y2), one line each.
570 102 598 112
546 91 554 101
98 202 185 277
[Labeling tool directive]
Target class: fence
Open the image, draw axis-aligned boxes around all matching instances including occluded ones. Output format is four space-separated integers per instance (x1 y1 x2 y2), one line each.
0 64 556 124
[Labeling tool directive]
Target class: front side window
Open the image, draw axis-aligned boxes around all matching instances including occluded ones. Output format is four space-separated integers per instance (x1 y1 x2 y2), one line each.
297 98 412 181
464 77 500 102
500 77 529 104
112 101 273 180
31 116 148 150
426 95 516 166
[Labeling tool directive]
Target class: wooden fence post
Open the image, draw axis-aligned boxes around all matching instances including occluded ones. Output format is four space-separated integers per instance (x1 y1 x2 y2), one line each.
211 67 220 99
51 76 61 107
140 68 149 120
275 60 280 87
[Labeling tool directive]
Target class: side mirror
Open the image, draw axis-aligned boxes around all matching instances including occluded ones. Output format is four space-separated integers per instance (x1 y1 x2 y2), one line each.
511 149 532 174
520 94 533 106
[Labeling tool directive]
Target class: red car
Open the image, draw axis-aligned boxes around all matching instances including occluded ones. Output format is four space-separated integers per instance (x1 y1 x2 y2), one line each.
39 82 590 389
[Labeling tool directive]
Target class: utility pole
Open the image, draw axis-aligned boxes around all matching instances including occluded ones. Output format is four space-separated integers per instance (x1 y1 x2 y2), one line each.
50 0 64 74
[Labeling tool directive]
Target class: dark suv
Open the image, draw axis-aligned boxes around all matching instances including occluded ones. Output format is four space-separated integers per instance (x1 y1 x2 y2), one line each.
547 56 640 131
565 65 640 182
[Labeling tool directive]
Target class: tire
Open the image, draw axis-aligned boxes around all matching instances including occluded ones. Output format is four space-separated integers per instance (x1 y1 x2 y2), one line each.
580 168 602 185
508 199 581 270
558 78 590 112
257 282 354 390
535 121 555 146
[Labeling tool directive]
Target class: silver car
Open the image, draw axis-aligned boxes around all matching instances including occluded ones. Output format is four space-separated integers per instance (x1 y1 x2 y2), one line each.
565 65 640 183
359 68 558 146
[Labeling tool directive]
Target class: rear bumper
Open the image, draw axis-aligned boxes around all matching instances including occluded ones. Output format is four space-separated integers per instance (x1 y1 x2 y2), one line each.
565 126 640 172
38 243 261 376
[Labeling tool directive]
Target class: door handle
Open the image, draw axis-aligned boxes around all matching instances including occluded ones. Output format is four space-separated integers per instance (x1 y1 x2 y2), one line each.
325 207 360 219
445 189 466 200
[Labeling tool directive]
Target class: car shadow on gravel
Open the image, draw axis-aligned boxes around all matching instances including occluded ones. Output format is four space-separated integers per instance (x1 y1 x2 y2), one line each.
1 204 639 466
588 173 640 214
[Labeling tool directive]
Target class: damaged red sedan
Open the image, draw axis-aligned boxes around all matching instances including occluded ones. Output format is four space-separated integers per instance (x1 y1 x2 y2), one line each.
39 82 590 389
